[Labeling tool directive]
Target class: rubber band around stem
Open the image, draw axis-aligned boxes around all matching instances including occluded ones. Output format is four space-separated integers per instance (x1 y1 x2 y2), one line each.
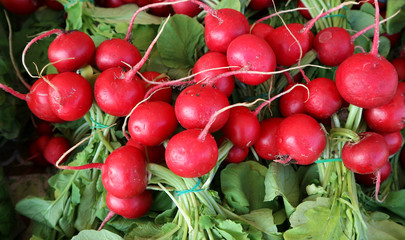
89 116 109 129
322 14 347 19
315 158 342 163
175 178 204 196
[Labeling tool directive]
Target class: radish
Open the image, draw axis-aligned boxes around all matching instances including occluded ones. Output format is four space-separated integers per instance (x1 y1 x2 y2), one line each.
380 131 403 156
298 0 311 19
304 78 343 119
149 0 174 17
105 190 152 219
48 72 93 121
43 136 71 165
45 0 64 10
221 106 260 148
97 0 126 8
218 137 248 164
250 23 274 40
126 138 166 164
391 57 405 80
94 67 146 117
248 0 274 11
192 52 235 97
276 113 326 165
278 83 308 117
254 117 283 161
28 135 52 167
342 132 389 174
204 8 250 53
48 31 96 73
355 160 391 186
95 38 142 71
0 0 41 15
128 101 178 146
174 84 230 132
35 121 54 135
313 27 354 67
165 128 218 178
227 34 277 86
171 1 202 17
141 71 173 103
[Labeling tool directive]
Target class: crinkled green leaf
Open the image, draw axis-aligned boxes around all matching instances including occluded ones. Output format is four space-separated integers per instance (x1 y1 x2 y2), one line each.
242 208 282 239
65 1 84 30
72 229 124 240
386 0 405 34
365 212 405 240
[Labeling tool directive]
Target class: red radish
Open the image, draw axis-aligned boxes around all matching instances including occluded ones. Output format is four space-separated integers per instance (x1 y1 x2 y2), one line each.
126 138 165 164
141 71 172 103
355 160 391 186
248 0 274 10
380 131 403 156
28 135 52 167
278 83 308 117
171 1 202 17
35 121 54 135
204 8 250 53
48 31 95 73
128 101 178 146
298 0 311 19
227 34 277 85
102 146 148 198
192 52 235 97
364 84 405 133
342 132 389 174
0 0 41 15
221 106 260 148
254 117 283 161
95 38 142 71
48 72 93 121
250 23 274 40
165 128 218 178
149 0 174 17
97 0 126 8
174 84 230 132
43 136 71 165
391 57 405 80
313 27 354 66
276 114 326 165
304 78 343 119
105 190 152 219
94 67 146 117
45 0 64 10
218 137 248 164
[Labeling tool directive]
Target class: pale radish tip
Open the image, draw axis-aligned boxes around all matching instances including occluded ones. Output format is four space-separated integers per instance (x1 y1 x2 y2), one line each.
98 211 116 231
274 155 292 165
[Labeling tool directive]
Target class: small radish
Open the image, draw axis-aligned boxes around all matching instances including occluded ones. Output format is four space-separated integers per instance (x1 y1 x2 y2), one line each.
313 27 354 66
390 57 405 80
95 38 142 71
278 83 308 117
342 132 389 174
45 0 64 10
204 8 250 53
227 34 276 85
141 71 172 103
221 106 260 148
126 138 166 164
250 23 274 40
192 52 235 97
218 137 249 164
304 78 343 119
105 190 152 219
28 135 52 167
0 0 41 15
165 128 218 178
97 0 126 8
35 121 54 135
43 136 71 165
48 72 93 121
355 160 391 186
276 113 326 165
298 0 311 19
380 131 403 156
254 117 283 161
48 31 95 73
248 0 274 10
171 1 202 17
174 84 230 132
149 0 174 17
94 67 146 117
128 101 178 146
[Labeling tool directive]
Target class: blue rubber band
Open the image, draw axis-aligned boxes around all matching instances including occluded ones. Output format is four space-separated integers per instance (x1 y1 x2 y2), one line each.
322 14 347 19
89 116 109 129
176 179 204 196
315 158 342 163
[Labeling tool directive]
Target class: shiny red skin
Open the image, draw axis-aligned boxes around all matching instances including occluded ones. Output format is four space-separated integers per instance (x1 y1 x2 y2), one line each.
279 84 308 117
192 52 235 97
225 146 249 164
43 136 71 165
48 31 95 73
95 39 141 71
1 0 41 15
364 84 405 133
142 71 172 103
205 8 250 53
165 129 218 178
172 1 202 17
227 34 277 85
29 135 52 166
97 0 126 7
313 27 354 66
342 132 389 174
26 75 64 123
45 0 64 10
380 131 403 156
149 0 173 17
48 72 93 121
266 23 313 66
102 146 148 199
128 101 178 146
335 53 398 109
304 78 343 119
106 190 152 219
94 67 145 117
391 57 405 80
254 117 283 160
174 84 230 132
355 161 391 186
248 0 274 10
276 114 326 165
222 106 260 148
251 23 274 40
298 0 311 19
